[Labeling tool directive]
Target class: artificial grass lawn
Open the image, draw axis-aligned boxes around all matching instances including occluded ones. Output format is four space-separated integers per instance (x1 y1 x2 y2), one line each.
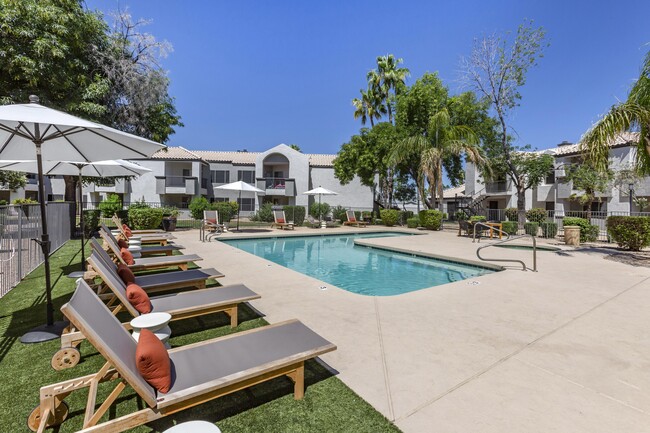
0 239 400 432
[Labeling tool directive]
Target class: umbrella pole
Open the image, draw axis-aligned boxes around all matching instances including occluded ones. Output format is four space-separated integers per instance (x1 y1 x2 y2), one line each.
21 140 67 343
78 169 85 271
237 190 241 231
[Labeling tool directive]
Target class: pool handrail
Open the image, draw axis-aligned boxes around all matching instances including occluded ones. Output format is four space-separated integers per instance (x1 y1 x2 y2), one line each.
472 222 537 272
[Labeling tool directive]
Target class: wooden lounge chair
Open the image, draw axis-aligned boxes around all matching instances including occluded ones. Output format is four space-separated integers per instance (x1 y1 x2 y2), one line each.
91 238 202 272
271 210 294 230
29 280 336 433
112 214 167 234
52 254 256 370
110 218 176 245
343 210 367 227
100 224 184 256
201 210 226 241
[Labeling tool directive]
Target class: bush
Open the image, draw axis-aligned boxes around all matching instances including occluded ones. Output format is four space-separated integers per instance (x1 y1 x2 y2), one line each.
331 205 347 223
455 210 468 221
251 203 274 222
419 210 444 230
82 210 101 237
310 202 330 219
526 208 548 224
501 221 518 235
563 217 599 242
12 198 38 204
398 210 414 226
504 208 518 221
607 216 650 251
380 209 400 226
160 206 179 218
469 215 486 223
524 222 539 236
98 194 122 218
115 209 129 226
227 201 239 216
283 205 306 226
540 222 558 238
361 211 372 221
128 207 163 229
128 198 150 210
188 196 210 220
211 202 234 222
406 217 419 228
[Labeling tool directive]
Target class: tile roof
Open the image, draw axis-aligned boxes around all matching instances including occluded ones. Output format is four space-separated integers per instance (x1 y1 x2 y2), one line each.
443 184 466 198
544 132 638 157
152 147 339 167
149 146 202 160
308 154 336 167
192 150 258 164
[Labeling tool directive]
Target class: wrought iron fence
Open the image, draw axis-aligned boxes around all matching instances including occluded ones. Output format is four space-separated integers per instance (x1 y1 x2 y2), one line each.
0 203 74 298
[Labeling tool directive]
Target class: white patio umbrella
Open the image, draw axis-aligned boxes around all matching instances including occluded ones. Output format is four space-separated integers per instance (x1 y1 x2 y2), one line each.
0 159 151 271
214 180 264 231
0 96 165 343
303 186 338 228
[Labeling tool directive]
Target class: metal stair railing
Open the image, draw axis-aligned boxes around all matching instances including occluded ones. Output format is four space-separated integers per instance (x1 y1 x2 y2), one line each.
472 222 537 272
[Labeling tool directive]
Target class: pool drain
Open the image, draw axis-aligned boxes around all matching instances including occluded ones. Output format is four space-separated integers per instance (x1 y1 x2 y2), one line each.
319 286 327 291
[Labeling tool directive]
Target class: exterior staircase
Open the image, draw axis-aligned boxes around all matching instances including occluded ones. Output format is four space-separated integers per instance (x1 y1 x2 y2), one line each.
457 187 488 218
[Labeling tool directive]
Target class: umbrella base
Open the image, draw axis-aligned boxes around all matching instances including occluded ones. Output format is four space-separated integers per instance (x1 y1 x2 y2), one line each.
20 321 68 344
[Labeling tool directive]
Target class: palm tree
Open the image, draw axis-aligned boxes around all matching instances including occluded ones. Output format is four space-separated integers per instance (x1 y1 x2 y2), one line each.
368 54 410 124
581 49 650 174
352 87 385 127
391 108 485 211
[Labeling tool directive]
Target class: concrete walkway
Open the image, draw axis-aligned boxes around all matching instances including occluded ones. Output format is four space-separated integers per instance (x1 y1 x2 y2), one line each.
175 227 650 432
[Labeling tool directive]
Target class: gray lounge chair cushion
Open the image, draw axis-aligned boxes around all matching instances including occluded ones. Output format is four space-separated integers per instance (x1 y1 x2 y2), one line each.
150 284 259 313
135 268 224 289
133 254 202 267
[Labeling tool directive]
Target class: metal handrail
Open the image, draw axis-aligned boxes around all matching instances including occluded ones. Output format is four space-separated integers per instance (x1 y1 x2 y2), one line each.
472 222 537 272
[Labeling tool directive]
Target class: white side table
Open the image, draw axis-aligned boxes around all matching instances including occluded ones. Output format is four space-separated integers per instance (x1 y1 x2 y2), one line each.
163 421 221 433
131 312 172 348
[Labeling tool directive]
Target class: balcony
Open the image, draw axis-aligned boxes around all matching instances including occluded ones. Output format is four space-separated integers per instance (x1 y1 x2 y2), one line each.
90 179 129 194
485 181 509 195
156 176 197 195
256 178 295 196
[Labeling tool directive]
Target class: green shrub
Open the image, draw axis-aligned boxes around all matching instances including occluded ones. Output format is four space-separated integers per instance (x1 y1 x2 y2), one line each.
12 198 38 204
374 219 382 225
128 207 163 229
228 201 239 216
380 209 400 226
504 208 518 221
469 215 486 223
398 210 414 226
128 198 150 210
331 205 347 223
251 203 274 222
283 205 306 226
455 210 468 221
406 217 419 228
161 206 180 218
563 217 599 242
361 211 372 221
524 222 539 236
0 200 7 206
82 210 101 237
606 216 650 251
501 221 518 235
211 202 234 222
526 208 548 224
188 196 210 220
310 202 330 219
419 210 444 230
115 209 129 226
98 194 122 218
540 222 558 238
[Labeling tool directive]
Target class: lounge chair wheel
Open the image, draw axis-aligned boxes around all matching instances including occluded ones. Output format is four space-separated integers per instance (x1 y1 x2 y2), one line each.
51 347 81 370
27 401 69 431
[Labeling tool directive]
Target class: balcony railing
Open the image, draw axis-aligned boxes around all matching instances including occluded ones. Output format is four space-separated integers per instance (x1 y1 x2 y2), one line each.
155 176 197 195
256 178 295 196
485 181 508 194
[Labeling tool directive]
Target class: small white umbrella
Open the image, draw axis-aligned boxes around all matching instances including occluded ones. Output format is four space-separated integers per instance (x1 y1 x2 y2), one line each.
303 186 338 227
0 95 165 343
214 181 264 231
0 159 151 270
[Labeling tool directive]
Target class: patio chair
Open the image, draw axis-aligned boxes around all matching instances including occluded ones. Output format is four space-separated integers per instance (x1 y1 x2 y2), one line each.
201 210 226 241
112 214 167 234
111 217 176 246
29 279 336 433
271 210 294 230
92 237 202 272
100 224 184 256
343 210 367 227
52 254 258 370
305 215 321 228
458 220 470 237
471 221 489 243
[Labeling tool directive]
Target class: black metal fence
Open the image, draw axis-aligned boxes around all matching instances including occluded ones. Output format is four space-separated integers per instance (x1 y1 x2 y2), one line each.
0 203 74 297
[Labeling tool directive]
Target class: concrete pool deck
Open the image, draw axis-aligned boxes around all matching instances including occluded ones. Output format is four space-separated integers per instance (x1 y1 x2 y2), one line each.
174 227 650 432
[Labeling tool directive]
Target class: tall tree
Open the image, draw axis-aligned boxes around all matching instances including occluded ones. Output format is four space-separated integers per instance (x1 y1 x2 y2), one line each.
352 87 385 127
0 171 26 192
368 55 410 124
563 162 613 221
460 20 547 226
581 49 650 174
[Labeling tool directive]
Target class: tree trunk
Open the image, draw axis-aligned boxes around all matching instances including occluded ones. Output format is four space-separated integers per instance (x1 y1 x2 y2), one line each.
437 163 444 213
517 185 526 228
63 175 77 202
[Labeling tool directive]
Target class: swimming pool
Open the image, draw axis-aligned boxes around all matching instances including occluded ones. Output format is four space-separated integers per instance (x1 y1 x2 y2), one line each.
221 232 497 296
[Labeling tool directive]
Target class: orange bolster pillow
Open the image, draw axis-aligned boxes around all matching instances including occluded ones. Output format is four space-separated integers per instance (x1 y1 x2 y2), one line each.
277 218 285 223
117 263 136 285
117 238 129 249
135 329 172 393
121 247 135 265
126 282 152 314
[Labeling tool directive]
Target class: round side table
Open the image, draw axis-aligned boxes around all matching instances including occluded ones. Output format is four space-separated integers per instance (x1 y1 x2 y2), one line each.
130 312 172 348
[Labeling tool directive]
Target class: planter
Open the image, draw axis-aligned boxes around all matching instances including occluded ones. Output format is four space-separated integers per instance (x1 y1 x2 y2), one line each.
564 225 580 246
162 217 177 232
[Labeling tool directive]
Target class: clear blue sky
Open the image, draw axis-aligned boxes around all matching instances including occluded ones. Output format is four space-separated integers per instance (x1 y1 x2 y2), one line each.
87 0 650 154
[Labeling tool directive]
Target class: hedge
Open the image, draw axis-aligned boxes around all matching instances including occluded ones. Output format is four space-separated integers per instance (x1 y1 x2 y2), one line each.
82 210 101 237
419 210 443 230
504 208 518 222
501 221 518 235
540 222 558 238
524 222 539 236
406 217 419 228
563 217 599 242
211 201 234 222
606 216 650 251
98 194 122 218
251 203 274 222
283 205 306 226
128 207 163 229
188 196 210 220
399 210 414 225
331 205 347 223
526 208 547 224
310 202 330 219
380 209 400 227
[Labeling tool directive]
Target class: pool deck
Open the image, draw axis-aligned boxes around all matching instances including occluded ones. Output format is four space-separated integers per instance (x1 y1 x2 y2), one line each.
176 227 650 432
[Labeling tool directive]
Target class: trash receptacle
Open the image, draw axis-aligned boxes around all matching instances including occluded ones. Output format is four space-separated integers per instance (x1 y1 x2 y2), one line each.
564 225 580 246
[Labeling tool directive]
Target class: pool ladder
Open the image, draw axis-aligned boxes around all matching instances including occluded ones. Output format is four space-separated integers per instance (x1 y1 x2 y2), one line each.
472 222 537 272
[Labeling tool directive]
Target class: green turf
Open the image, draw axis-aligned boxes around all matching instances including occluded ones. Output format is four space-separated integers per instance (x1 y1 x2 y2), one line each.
0 240 400 432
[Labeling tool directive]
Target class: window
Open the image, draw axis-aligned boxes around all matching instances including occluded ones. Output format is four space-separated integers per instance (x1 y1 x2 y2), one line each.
545 171 555 185
237 197 255 212
211 170 230 184
182 168 191 177
237 170 255 183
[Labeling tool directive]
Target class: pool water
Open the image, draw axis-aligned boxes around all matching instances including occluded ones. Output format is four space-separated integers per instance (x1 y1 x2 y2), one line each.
222 233 496 296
